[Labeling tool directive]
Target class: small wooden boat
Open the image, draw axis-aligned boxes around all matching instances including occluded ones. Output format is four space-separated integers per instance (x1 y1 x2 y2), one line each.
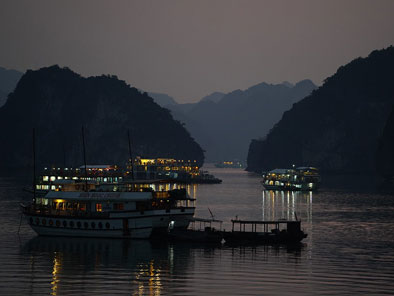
167 218 224 244
223 219 307 245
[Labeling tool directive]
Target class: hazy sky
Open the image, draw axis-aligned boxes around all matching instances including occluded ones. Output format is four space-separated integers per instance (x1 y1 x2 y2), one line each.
1 0 394 103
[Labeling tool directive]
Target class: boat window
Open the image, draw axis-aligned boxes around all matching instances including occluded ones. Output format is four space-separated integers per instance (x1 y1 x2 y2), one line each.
96 203 102 212
113 203 124 210
79 203 86 211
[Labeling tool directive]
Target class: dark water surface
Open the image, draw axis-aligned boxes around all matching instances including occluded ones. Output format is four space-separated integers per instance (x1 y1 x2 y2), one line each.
1 165 394 295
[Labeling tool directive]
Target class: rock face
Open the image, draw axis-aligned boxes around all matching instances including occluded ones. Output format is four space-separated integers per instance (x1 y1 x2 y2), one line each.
0 67 23 107
0 66 204 171
167 80 316 161
376 106 394 178
247 46 394 174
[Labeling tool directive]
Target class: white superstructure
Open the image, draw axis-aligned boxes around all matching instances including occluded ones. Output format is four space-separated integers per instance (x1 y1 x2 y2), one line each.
22 188 195 239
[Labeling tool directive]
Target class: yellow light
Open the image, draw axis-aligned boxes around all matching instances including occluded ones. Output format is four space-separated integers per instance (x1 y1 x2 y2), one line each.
140 159 155 165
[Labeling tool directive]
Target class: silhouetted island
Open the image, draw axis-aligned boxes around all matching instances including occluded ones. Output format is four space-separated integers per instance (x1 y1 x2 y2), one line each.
0 65 204 172
247 46 394 176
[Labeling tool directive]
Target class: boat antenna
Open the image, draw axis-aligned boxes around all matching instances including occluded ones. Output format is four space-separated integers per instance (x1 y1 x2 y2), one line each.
81 126 88 192
127 129 134 181
62 140 66 170
32 128 36 202
295 211 298 221
208 207 214 220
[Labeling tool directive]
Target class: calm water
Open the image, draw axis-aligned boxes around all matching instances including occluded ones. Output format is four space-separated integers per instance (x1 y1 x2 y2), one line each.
1 165 394 295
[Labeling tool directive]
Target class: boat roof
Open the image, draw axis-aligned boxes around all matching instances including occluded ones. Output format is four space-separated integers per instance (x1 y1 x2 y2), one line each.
296 166 318 170
44 191 152 201
231 219 300 224
78 165 115 169
191 217 223 223
268 168 292 174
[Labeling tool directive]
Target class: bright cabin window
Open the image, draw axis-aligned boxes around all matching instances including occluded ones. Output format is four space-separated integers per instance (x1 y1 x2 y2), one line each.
96 203 102 212
113 203 124 210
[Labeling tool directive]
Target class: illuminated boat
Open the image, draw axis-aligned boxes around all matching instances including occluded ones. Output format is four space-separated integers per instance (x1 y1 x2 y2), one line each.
214 161 244 168
21 184 195 239
262 167 321 191
31 159 221 194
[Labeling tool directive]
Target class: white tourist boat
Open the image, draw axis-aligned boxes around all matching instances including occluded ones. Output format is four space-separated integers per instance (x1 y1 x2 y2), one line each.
21 184 195 239
262 167 321 191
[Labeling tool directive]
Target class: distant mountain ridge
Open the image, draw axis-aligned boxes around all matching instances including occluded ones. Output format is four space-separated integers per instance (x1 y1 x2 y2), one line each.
0 65 204 171
247 46 394 175
165 80 316 161
200 92 225 103
148 92 178 107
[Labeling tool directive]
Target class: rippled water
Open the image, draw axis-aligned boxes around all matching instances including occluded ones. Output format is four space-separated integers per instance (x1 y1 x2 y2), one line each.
1 166 394 295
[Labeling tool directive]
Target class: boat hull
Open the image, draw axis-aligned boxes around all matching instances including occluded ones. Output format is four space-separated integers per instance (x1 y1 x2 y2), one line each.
24 208 194 239
168 229 223 244
262 183 319 191
29 224 152 238
223 231 307 245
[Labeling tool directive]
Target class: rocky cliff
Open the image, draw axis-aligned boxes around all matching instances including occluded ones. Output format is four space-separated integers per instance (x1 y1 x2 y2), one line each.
0 67 23 107
376 106 394 178
0 66 204 171
247 46 394 174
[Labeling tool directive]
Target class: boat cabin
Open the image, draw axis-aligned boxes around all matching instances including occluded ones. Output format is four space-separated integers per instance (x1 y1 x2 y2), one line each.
231 219 302 235
31 188 195 218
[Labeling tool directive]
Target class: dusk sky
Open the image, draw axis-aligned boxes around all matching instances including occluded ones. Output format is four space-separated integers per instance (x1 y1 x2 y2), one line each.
1 0 394 103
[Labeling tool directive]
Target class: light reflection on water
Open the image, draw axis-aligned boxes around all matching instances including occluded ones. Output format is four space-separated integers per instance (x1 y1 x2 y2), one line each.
18 236 305 296
1 166 394 295
261 190 313 222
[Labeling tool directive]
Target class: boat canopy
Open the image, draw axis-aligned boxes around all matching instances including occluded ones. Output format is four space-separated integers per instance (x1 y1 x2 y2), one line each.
296 167 318 171
44 191 153 201
191 217 223 223
231 219 300 224
269 168 292 174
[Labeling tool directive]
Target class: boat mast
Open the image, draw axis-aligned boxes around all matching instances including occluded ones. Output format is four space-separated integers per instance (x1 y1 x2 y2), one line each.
32 128 36 202
81 126 88 192
62 141 66 170
127 129 135 181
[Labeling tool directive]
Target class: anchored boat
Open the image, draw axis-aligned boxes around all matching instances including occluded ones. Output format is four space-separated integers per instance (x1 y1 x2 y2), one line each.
223 219 307 245
262 167 321 191
167 217 224 244
21 184 195 239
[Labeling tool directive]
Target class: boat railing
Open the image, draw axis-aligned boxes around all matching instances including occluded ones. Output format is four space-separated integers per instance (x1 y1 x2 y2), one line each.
22 204 110 219
189 217 223 231
231 219 302 233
